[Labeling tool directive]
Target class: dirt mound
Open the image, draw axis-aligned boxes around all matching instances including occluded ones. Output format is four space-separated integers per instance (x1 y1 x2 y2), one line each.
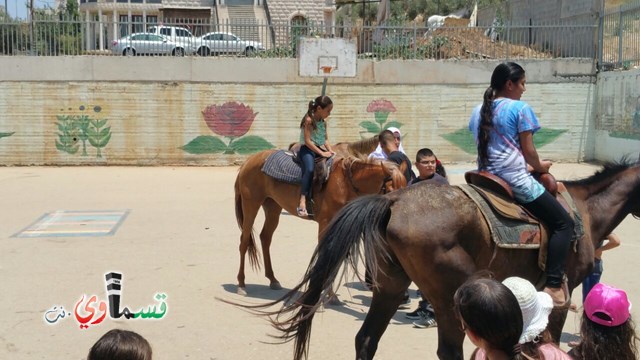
417 26 552 59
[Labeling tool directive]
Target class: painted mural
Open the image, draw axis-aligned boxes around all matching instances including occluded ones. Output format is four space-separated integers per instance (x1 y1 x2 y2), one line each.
181 101 274 154
608 95 640 140
359 99 403 136
442 127 567 154
55 105 111 158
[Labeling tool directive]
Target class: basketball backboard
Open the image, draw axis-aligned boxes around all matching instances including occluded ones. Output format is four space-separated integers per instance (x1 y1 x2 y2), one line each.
299 37 357 77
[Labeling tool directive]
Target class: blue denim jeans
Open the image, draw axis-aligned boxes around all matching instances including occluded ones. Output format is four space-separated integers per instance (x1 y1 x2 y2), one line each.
582 257 603 301
299 145 316 199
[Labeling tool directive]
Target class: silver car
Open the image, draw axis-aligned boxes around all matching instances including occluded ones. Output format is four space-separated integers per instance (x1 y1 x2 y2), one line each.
195 32 265 56
111 33 193 56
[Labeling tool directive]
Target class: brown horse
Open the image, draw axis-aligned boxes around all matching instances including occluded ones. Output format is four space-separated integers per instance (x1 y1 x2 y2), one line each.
263 160 640 359
234 143 406 296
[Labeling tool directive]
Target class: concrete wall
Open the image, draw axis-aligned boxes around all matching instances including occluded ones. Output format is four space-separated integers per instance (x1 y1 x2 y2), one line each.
592 68 640 162
0 57 596 166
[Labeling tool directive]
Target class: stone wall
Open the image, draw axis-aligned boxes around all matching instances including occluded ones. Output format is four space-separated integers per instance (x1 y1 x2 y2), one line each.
0 57 597 166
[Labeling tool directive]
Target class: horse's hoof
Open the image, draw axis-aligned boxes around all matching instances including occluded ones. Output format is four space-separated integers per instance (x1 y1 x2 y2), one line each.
237 286 248 296
325 295 344 306
270 281 282 290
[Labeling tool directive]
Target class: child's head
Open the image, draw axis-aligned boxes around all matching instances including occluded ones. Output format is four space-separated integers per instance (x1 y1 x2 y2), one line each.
415 148 438 178
502 277 553 344
378 130 398 155
575 283 638 360
584 283 631 327
87 329 152 360
386 127 402 144
454 278 523 356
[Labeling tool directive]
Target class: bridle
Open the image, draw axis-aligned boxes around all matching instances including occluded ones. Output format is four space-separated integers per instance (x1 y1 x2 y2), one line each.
345 160 393 195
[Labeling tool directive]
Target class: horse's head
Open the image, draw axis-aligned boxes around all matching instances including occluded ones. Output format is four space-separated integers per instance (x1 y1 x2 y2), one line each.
379 159 407 193
340 157 406 195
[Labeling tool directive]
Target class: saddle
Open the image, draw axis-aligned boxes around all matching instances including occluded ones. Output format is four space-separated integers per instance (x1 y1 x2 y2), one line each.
261 149 334 188
460 170 584 271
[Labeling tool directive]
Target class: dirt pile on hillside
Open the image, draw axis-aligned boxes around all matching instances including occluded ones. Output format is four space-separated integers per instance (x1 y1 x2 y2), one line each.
415 17 553 59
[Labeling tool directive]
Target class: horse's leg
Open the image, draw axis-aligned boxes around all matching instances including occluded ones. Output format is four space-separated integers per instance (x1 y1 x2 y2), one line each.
260 198 283 290
237 194 263 296
355 259 411 360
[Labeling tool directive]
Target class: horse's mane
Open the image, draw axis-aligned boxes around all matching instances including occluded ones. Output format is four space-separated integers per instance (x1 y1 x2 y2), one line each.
335 136 378 157
562 158 638 187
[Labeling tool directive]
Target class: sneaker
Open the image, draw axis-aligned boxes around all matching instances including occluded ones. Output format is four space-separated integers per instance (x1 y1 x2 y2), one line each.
413 311 437 328
405 306 429 320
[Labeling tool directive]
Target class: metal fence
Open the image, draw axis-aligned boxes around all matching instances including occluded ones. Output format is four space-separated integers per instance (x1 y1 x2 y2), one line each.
0 16 601 61
599 0 640 70
8 15 640 66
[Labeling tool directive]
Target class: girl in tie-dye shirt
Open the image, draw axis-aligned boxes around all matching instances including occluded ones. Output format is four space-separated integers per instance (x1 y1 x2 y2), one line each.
468 62 574 307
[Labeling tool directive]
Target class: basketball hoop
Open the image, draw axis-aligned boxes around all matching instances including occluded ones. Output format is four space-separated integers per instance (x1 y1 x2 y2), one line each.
320 66 333 75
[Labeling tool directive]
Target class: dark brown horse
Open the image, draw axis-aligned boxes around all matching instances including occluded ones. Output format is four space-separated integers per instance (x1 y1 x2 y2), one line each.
234 141 405 296
264 160 640 359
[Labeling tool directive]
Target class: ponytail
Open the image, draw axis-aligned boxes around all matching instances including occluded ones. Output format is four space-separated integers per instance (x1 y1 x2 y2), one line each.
477 86 495 169
300 95 333 131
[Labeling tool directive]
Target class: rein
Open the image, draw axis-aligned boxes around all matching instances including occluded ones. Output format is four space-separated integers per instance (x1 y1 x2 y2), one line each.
345 160 390 195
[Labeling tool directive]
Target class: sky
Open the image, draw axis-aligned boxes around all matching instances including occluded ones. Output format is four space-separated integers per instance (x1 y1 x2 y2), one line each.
3 0 57 20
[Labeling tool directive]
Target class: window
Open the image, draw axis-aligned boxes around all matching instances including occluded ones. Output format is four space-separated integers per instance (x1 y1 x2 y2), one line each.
132 15 143 33
221 34 236 41
175 28 192 38
146 16 158 26
149 35 164 42
160 28 171 36
119 15 129 37
131 34 145 41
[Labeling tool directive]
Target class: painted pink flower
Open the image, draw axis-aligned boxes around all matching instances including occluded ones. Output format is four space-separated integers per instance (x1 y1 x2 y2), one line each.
367 99 396 113
203 102 258 138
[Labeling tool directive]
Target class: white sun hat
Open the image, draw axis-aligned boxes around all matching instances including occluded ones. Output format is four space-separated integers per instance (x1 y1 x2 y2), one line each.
502 277 554 344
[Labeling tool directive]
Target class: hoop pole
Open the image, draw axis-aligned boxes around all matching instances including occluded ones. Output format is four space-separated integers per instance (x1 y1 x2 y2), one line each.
321 77 328 96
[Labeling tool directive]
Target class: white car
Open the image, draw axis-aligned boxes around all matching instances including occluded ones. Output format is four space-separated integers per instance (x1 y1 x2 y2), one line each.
111 33 193 56
147 25 195 51
195 32 265 56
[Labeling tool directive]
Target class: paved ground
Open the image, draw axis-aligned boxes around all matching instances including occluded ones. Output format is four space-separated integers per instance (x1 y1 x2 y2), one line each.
0 162 638 360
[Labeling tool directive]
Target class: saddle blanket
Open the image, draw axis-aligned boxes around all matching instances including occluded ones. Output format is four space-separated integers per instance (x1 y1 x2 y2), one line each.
261 150 303 184
261 150 334 185
456 183 584 272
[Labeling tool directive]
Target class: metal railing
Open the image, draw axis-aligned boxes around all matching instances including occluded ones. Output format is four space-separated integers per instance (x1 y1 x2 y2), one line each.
599 0 640 70
0 16 604 61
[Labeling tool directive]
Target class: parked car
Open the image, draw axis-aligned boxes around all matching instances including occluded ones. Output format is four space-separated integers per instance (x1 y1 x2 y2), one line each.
111 33 194 56
195 32 265 56
147 25 195 47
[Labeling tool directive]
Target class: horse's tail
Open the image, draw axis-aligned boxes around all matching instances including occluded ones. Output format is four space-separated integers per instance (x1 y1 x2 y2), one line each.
234 170 260 271
272 194 393 360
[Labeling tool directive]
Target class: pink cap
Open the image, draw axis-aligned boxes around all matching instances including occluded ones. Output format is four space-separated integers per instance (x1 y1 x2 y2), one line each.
584 283 632 327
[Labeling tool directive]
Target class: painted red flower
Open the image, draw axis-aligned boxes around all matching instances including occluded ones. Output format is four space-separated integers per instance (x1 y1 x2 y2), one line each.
366 99 396 113
203 102 258 138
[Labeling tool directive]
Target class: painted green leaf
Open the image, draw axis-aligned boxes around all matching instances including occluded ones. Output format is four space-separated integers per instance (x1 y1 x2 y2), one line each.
94 119 108 128
229 136 275 154
442 128 477 154
89 132 111 148
181 135 228 154
608 131 640 140
384 121 403 130
359 121 381 133
443 127 569 154
532 128 567 148
0 132 15 138
55 139 79 154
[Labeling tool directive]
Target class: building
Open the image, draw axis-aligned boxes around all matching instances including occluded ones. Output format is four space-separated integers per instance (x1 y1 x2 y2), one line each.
79 0 336 51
